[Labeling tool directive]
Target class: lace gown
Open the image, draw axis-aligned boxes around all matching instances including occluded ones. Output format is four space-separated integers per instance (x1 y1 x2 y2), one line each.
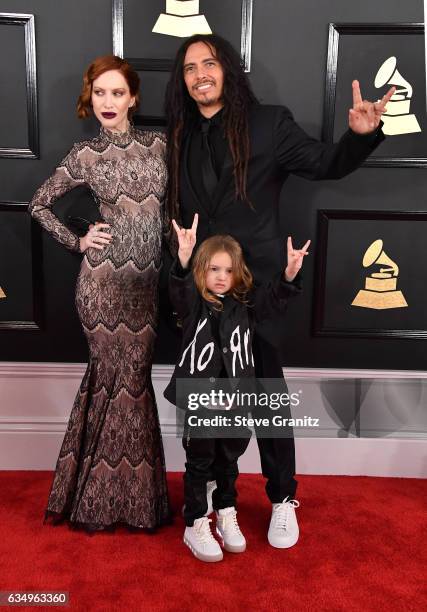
29 126 171 530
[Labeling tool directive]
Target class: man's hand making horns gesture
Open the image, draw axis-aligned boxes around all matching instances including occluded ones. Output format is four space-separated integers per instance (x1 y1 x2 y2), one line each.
348 80 395 134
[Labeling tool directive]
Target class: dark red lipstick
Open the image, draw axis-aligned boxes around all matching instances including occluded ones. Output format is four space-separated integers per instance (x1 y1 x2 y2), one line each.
102 112 117 119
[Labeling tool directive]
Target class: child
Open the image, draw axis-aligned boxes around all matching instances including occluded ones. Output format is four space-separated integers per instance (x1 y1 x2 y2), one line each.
164 214 309 562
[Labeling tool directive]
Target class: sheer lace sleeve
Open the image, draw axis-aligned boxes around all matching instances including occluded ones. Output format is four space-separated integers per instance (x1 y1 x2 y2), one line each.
145 131 175 254
28 144 86 252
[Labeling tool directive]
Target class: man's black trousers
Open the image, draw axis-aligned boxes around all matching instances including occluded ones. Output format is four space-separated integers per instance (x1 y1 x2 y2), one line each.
252 332 298 503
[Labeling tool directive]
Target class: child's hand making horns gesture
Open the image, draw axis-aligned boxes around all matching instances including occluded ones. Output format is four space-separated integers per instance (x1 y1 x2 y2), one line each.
172 214 199 269
284 237 311 282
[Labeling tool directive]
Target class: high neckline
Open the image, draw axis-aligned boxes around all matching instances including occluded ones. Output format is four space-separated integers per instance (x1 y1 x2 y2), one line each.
100 124 136 145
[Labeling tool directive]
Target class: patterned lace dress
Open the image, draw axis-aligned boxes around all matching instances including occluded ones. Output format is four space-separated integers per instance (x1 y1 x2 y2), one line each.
29 125 171 530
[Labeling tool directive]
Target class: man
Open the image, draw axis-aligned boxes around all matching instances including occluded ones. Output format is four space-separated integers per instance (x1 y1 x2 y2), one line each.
164 33 393 549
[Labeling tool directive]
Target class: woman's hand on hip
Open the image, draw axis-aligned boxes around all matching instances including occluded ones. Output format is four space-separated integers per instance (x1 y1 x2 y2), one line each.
79 223 112 253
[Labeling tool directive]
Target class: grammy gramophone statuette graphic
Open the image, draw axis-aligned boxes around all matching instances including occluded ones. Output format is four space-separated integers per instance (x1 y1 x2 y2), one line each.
152 0 212 38
374 56 421 136
351 239 408 310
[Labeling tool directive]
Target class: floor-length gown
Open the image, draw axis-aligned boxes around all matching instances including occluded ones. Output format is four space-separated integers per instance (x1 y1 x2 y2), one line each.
29 125 171 530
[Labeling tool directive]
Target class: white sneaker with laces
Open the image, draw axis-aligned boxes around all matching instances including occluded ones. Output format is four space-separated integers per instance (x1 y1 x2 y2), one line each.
182 480 217 517
184 517 223 562
268 497 300 549
216 507 246 553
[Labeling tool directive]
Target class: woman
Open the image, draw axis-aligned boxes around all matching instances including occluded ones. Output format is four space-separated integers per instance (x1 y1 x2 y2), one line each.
29 55 171 531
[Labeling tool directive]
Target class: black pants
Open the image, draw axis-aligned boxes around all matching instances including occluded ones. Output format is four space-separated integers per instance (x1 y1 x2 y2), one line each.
182 422 250 527
252 333 298 504
255 415 297 503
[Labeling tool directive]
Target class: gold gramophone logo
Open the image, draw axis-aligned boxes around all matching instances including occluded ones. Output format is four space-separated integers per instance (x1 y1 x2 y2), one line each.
152 1 212 38
351 239 408 310
375 56 421 136
0 286 5 299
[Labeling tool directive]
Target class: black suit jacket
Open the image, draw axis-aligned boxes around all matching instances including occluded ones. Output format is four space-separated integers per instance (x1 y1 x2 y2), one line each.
178 104 385 283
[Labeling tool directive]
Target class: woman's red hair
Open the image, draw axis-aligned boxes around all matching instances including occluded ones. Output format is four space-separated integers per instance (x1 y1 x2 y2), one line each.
77 55 140 119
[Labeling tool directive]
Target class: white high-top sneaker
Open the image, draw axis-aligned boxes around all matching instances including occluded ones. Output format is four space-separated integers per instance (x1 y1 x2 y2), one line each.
216 507 246 553
267 497 300 548
184 517 223 562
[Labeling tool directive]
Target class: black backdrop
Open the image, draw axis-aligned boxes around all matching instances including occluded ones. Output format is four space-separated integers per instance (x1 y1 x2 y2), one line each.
0 0 425 370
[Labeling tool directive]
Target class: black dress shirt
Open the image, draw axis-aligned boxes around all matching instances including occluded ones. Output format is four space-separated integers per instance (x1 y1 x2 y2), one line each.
187 108 228 212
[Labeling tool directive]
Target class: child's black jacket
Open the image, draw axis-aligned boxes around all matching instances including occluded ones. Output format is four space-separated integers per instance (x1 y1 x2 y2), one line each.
163 260 302 408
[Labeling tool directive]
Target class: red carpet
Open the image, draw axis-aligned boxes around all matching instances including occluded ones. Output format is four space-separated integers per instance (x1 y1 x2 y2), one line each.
0 472 425 611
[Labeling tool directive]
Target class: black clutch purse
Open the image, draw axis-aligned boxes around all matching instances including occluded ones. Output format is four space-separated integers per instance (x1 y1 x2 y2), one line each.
53 185 104 236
